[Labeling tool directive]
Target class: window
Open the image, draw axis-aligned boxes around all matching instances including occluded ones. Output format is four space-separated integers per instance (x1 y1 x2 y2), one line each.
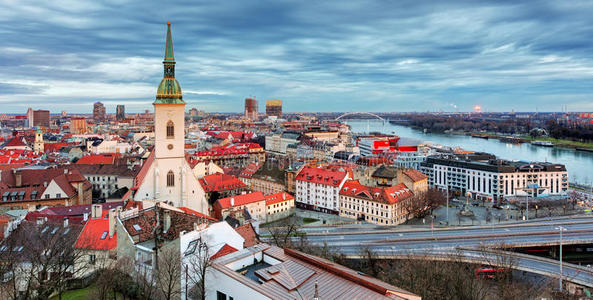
89 254 96 264
216 291 227 300
166 120 174 138
167 171 175 187
100 231 108 240
56 193 61 198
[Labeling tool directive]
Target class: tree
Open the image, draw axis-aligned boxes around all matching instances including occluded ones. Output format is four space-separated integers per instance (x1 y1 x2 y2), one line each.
267 215 302 248
155 248 182 300
186 239 212 300
403 188 446 219
0 220 88 300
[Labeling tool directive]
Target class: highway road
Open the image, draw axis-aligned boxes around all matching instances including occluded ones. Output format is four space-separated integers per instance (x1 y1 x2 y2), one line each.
266 216 593 287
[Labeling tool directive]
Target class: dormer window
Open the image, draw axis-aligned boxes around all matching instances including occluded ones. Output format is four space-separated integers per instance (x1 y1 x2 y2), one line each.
166 121 174 139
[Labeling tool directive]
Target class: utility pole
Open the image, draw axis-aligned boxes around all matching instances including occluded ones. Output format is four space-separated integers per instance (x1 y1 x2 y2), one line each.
446 188 449 225
555 226 566 291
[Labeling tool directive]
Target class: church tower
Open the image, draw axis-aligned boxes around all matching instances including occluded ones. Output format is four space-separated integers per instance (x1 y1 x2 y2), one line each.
33 127 44 153
154 22 185 159
134 21 207 214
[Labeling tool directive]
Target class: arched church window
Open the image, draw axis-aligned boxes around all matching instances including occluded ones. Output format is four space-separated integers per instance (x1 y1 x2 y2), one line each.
167 170 174 187
166 121 174 139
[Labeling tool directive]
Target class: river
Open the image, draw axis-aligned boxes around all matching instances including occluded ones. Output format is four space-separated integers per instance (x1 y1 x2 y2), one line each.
345 120 593 185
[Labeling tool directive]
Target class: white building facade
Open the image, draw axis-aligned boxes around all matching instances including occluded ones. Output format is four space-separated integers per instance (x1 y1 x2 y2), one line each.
295 166 349 214
420 153 568 202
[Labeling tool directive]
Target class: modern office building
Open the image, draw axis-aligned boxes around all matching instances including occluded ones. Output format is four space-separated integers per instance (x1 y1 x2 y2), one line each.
93 102 106 122
116 105 125 121
265 100 282 118
32 110 50 127
244 97 258 120
420 152 568 202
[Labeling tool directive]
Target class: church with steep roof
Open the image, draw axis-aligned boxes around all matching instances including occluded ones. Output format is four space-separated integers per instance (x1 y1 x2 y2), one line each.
131 22 208 215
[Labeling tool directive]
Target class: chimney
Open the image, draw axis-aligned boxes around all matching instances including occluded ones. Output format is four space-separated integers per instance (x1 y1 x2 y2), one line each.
43 181 47 187
313 281 320 300
230 197 235 206
64 168 68 174
37 217 45 225
108 208 116 238
163 209 171 233
63 217 69 228
15 170 22 188
91 204 102 219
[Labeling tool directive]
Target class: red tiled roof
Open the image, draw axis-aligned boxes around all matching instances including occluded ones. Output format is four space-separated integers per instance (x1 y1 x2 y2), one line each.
74 215 116 250
234 223 259 247
121 207 213 244
402 169 428 182
216 192 266 209
44 142 74 153
132 150 155 190
340 180 413 205
239 162 261 178
3 136 27 147
296 166 348 187
210 243 238 260
178 207 217 221
265 192 294 206
0 168 91 203
76 154 116 165
199 173 247 193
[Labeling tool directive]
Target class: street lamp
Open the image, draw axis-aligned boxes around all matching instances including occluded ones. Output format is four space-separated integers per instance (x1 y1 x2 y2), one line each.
446 188 449 226
555 226 567 291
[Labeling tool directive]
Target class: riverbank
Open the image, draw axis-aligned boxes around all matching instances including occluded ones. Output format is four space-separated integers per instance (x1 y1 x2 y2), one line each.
409 126 593 150
479 133 593 150
392 121 593 150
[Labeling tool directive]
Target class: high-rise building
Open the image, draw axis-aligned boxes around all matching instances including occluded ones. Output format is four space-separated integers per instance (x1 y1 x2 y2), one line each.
266 100 282 118
244 97 258 120
71 118 88 134
93 102 106 121
26 108 34 128
33 110 50 127
116 105 125 121
189 107 198 117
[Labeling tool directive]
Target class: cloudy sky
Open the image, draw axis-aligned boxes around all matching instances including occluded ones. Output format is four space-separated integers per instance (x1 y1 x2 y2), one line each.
1 0 593 114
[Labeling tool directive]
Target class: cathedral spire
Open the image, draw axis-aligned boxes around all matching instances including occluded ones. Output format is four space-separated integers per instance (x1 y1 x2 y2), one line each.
164 21 174 62
155 22 184 104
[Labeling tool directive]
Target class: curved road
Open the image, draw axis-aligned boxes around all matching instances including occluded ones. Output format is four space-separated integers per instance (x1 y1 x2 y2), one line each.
275 216 593 288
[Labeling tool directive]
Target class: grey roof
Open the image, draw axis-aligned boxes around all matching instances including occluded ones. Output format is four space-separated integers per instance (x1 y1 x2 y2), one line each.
372 165 398 179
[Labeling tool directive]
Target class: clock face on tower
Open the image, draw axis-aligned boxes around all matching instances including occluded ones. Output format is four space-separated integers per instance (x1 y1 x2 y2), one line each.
168 144 173 150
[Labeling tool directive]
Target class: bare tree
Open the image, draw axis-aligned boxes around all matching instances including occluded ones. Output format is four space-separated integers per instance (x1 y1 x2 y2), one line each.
403 187 446 220
155 247 182 300
186 239 212 300
0 220 88 300
267 215 302 248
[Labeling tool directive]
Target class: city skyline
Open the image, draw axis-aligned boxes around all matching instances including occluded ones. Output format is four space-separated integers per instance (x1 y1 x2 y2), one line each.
1 1 593 113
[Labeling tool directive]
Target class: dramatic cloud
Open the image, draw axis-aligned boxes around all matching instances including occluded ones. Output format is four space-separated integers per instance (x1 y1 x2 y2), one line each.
1 0 592 113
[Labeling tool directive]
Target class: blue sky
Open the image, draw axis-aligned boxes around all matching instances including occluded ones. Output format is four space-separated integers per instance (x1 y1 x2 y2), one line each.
1 0 593 113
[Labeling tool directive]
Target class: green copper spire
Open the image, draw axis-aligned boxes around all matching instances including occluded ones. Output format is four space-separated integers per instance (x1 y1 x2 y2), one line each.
155 22 184 105
164 21 174 61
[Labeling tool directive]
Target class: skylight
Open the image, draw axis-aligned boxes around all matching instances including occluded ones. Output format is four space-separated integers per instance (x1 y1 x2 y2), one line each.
100 231 108 240
133 224 141 231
